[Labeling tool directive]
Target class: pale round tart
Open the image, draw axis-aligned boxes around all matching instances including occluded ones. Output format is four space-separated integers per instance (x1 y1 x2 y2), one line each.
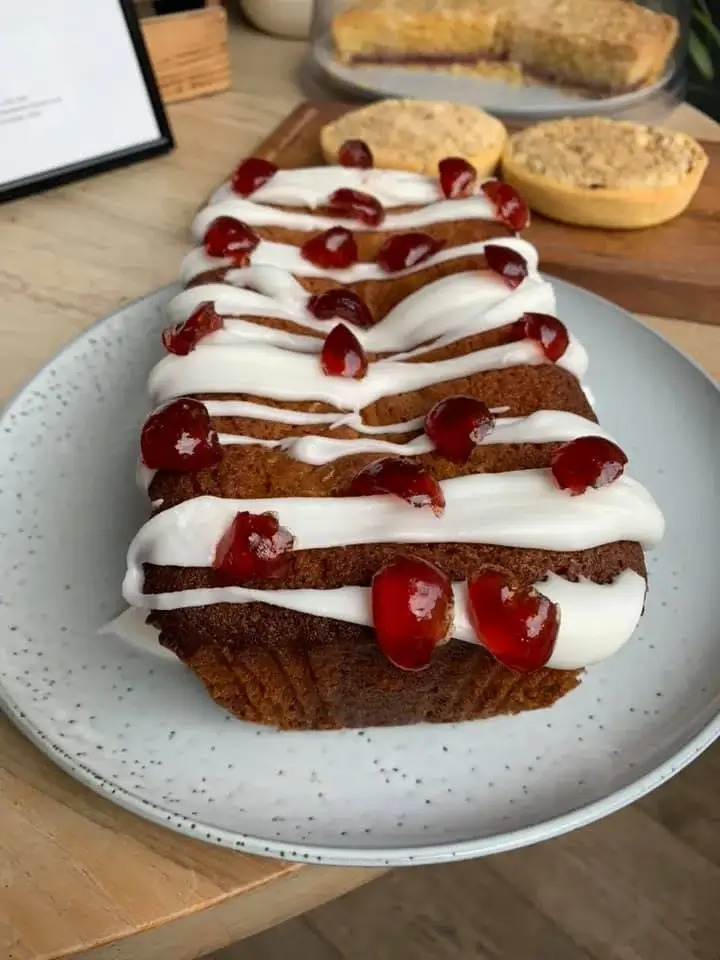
500 117 708 230
320 98 507 177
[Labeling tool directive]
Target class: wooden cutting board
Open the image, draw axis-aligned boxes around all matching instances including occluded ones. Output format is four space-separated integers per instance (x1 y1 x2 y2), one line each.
252 101 720 327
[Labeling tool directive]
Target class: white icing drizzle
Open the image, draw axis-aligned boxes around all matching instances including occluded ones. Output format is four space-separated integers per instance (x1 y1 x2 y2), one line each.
180 236 535 286
193 194 497 239
123 470 664 607
137 411 614 492
120 568 647 671
149 336 587 411
208 168 454 210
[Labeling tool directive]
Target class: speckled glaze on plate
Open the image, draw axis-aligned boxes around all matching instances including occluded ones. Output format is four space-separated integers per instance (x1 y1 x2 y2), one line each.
0 280 718 866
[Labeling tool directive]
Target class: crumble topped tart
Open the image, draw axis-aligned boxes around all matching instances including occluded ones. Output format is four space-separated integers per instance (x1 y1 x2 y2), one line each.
501 117 708 229
332 0 679 95
320 99 507 177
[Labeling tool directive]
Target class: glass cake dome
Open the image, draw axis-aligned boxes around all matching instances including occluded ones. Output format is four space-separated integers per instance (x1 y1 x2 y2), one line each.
302 0 691 122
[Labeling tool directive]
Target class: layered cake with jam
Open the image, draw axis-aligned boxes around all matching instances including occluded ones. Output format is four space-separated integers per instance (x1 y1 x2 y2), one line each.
331 0 679 96
121 139 665 730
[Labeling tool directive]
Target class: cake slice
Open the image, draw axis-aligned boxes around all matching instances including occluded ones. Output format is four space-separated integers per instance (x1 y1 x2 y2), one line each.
121 144 664 730
332 0 679 95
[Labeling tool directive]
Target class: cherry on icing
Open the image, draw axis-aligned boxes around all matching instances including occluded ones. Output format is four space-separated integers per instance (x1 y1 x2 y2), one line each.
376 232 444 273
512 313 569 362
213 511 294 582
425 396 495 463
321 324 368 379
161 302 224 356
467 568 558 672
551 436 628 496
140 398 222 472
484 243 528 290
307 288 375 328
326 188 385 228
301 227 358 269
230 157 278 197
338 139 374 169
344 457 445 516
481 180 530 232
203 217 260 262
372 556 454 671
438 157 477 199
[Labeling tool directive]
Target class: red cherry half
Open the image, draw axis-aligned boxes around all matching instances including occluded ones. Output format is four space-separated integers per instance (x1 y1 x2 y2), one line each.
140 398 222 472
203 217 260 263
484 243 528 290
325 188 385 228
230 157 278 197
467 568 558 672
301 227 358 269
162 302 224 356
338 139 374 169
512 313 569 362
481 180 530 232
551 436 628 496
376 232 444 273
307 288 375 328
214 511 294 583
438 157 477 199
344 457 445 516
321 324 368 379
372 556 454 671
425 396 495 463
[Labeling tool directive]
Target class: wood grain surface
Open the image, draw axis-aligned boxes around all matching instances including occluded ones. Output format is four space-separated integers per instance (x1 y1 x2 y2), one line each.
0 18 718 960
255 100 720 326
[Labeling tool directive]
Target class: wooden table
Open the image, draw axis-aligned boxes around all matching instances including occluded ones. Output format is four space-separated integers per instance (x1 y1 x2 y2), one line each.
0 19 718 960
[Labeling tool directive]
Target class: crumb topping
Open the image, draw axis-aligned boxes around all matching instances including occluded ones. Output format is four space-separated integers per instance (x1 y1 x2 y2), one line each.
507 117 704 190
328 99 505 152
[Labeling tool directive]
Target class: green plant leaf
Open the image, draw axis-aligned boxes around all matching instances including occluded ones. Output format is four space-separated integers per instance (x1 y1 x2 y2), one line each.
689 29 715 80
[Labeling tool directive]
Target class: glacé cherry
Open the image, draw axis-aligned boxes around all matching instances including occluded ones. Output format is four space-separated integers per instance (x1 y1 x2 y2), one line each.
344 457 445 516
425 396 495 462
337 139 374 169
467 568 558 672
512 313 569 362
481 180 530 232
376 232 444 273
162 302 224 356
203 217 260 263
230 157 278 197
484 243 528 290
214 511 294 582
307 288 375 328
438 157 477 199
321 324 368 379
140 398 222 472
551 436 628 496
325 188 385 228
372 555 454 671
301 227 358 269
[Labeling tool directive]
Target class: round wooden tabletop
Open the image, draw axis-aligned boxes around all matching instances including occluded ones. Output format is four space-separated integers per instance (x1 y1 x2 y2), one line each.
0 20 719 960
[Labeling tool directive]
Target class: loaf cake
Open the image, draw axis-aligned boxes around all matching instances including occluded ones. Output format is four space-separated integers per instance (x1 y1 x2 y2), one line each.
121 144 665 730
331 0 679 95
321 99 507 177
501 117 709 229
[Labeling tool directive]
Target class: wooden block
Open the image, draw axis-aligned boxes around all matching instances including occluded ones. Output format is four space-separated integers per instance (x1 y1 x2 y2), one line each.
139 4 231 105
253 101 720 327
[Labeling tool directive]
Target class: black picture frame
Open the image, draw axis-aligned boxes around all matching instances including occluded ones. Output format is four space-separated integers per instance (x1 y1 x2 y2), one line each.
0 0 174 205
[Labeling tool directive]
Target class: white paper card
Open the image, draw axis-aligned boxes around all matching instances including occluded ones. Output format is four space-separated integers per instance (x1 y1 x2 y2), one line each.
0 0 164 188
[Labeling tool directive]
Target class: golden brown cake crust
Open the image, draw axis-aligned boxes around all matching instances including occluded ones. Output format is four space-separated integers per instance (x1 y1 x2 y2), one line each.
332 0 679 93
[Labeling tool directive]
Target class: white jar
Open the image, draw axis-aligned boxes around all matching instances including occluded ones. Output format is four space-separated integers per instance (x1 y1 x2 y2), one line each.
241 0 313 40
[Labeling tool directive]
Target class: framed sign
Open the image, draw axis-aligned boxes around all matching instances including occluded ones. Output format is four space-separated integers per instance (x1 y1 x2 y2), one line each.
0 0 173 203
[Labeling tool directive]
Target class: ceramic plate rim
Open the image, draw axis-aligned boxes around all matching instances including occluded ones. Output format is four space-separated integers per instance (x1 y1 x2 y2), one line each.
1 279 719 867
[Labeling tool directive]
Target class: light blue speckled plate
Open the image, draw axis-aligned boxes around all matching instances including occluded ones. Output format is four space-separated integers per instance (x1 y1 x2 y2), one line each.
0 278 718 866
